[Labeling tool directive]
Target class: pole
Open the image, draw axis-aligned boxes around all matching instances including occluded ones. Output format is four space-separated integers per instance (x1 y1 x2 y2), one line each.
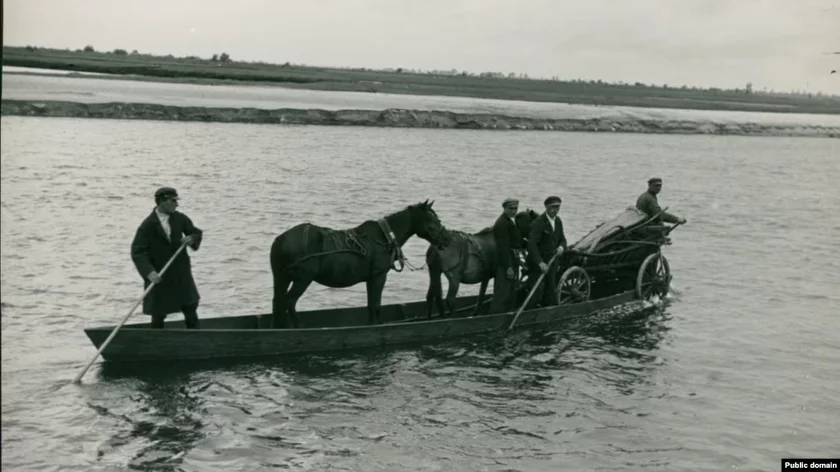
71 240 189 384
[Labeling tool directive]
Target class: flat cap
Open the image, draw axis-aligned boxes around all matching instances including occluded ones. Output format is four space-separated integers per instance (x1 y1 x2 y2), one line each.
544 195 562 206
502 198 519 208
648 177 663 184
154 186 178 199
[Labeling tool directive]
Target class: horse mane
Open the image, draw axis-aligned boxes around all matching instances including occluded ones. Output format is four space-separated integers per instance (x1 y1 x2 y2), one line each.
381 200 440 222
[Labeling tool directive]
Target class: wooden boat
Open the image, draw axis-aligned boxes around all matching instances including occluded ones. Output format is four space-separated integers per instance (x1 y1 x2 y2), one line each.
84 208 679 364
83 290 640 363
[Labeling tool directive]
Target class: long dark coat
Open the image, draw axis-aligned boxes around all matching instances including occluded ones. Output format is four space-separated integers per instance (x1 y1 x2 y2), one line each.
527 213 567 267
492 214 523 270
131 209 203 316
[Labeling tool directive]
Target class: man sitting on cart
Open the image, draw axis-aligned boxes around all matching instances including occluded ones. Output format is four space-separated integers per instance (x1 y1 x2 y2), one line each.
525 195 568 308
636 177 687 224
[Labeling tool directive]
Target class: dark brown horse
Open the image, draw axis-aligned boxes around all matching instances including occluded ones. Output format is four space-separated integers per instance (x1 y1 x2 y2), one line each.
270 201 448 328
425 209 539 319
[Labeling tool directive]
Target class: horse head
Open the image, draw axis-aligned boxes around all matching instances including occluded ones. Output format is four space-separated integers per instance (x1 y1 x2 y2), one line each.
515 208 540 242
409 199 449 248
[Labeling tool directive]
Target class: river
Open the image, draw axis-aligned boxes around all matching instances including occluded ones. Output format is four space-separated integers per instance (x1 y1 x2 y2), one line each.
1 116 838 471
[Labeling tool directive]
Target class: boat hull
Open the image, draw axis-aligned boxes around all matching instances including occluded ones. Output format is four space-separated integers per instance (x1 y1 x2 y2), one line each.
84 290 639 362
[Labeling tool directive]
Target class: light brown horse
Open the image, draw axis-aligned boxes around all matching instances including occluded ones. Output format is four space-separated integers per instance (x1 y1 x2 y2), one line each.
425 209 539 319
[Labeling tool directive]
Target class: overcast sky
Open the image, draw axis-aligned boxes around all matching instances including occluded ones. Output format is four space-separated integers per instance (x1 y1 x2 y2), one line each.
4 0 839 94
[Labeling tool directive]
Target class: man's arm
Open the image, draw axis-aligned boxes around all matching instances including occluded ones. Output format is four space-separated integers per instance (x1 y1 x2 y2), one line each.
557 218 567 250
528 219 544 266
647 196 682 223
181 214 203 250
638 193 685 224
636 193 659 219
660 211 682 224
130 223 156 279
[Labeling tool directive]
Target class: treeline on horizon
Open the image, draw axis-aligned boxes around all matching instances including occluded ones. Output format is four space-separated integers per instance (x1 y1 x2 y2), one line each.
6 44 833 100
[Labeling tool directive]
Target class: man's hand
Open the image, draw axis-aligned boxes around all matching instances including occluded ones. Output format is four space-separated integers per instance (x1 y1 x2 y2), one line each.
678 217 687 224
555 246 565 256
539 262 549 273
506 267 515 279
181 234 195 246
148 271 162 284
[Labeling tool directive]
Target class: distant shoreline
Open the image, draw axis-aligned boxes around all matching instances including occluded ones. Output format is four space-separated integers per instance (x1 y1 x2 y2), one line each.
4 46 840 116
3 100 838 138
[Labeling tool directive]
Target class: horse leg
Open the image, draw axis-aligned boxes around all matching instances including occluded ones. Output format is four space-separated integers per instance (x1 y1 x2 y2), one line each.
366 273 388 325
471 279 489 317
285 277 313 329
271 273 292 329
425 249 446 320
444 277 460 318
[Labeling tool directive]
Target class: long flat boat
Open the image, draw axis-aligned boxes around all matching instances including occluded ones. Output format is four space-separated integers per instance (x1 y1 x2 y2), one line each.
83 289 640 363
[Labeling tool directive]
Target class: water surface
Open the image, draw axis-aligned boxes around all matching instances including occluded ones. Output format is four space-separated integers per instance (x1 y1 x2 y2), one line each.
1 117 838 471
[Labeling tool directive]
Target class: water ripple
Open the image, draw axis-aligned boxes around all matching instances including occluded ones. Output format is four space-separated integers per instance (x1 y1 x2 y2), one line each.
2 118 839 471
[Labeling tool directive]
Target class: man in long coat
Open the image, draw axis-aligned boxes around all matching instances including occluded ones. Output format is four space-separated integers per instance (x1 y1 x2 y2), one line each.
131 187 204 329
527 195 568 308
491 197 523 313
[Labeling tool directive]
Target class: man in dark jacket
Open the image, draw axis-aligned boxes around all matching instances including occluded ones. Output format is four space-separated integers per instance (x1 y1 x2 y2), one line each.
636 177 687 224
131 187 204 329
491 197 523 313
527 195 568 308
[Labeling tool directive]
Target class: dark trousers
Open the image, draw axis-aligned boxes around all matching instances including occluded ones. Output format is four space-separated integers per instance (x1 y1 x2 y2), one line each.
151 302 200 329
491 264 519 313
527 260 558 309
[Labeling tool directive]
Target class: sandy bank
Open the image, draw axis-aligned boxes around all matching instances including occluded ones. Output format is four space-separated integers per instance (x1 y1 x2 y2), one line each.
2 99 838 138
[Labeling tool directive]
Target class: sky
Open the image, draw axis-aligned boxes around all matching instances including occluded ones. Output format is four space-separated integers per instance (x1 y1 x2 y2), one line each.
4 0 840 94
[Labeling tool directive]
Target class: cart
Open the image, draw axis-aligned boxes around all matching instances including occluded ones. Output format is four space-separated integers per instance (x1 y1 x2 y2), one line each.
515 207 681 306
553 207 681 304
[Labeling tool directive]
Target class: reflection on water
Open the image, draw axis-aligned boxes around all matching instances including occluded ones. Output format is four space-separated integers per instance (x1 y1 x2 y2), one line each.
87 302 670 470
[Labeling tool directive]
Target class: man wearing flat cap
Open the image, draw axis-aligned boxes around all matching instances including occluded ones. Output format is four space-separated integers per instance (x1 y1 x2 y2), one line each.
131 186 204 329
526 196 568 308
491 198 523 313
636 178 687 224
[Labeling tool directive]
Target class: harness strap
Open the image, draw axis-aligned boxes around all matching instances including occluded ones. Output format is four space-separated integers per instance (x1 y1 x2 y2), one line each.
290 226 369 268
377 218 406 272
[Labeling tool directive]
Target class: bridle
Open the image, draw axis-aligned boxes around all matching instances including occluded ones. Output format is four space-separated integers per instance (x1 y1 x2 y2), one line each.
375 215 447 273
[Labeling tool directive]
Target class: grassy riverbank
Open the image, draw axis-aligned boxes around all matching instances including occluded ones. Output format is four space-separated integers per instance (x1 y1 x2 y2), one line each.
5 46 840 115
3 100 838 138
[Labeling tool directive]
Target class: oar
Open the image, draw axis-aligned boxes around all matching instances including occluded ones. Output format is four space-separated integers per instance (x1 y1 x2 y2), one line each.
507 251 561 330
72 240 190 384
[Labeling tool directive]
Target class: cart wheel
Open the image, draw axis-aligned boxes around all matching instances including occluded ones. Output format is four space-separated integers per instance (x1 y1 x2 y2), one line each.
556 266 591 305
636 253 671 300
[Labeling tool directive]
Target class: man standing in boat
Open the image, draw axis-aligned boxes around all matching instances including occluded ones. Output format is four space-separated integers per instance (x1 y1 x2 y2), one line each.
131 187 204 329
636 177 687 224
526 196 568 308
491 197 523 313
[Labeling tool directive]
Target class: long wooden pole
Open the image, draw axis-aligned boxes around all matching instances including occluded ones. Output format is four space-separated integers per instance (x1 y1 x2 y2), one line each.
507 251 561 330
72 240 190 384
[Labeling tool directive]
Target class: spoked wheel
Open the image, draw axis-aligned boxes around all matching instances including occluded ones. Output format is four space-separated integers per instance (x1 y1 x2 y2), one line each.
636 253 671 300
556 266 591 305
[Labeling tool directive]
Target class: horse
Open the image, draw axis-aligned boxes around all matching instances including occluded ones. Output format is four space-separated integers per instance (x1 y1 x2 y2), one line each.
270 200 448 328
425 208 540 319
